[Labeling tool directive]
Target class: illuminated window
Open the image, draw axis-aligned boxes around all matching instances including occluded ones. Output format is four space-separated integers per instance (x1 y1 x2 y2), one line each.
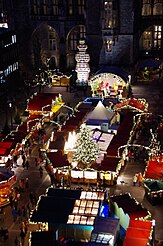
140 25 162 50
154 25 162 48
104 1 118 29
142 0 151 15
49 29 56 50
42 0 47 15
50 0 59 15
68 0 74 15
78 0 85 15
153 0 163 15
12 35 16 43
67 25 86 69
104 1 113 28
68 25 85 52
31 0 39 15
105 39 113 52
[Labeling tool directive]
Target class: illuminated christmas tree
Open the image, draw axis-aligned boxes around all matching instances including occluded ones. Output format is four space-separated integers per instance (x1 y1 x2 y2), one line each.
73 125 99 168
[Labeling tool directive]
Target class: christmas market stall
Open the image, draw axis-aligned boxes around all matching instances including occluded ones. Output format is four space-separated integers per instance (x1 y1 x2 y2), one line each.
98 156 122 186
143 155 163 205
0 142 15 167
30 188 114 245
85 101 119 132
144 180 163 205
113 98 148 113
123 219 153 246
45 150 71 185
88 66 129 98
26 92 64 123
106 112 135 157
89 216 120 246
0 167 16 207
109 193 151 238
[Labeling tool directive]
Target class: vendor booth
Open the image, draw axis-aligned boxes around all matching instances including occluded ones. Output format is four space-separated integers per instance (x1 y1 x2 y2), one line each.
30 188 105 243
85 101 119 132
114 98 148 113
0 167 16 207
123 219 153 246
89 216 120 246
110 193 150 231
144 180 163 205
26 92 64 123
89 67 129 98
143 155 163 205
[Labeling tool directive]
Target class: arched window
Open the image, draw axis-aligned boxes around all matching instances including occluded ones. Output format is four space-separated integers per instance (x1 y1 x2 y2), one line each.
153 0 163 15
140 25 162 50
154 25 162 48
49 28 56 50
142 0 151 16
31 0 39 15
78 0 85 15
50 0 59 16
66 25 86 69
104 1 118 29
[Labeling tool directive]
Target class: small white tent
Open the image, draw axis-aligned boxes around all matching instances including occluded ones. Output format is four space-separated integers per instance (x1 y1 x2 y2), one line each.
85 101 117 126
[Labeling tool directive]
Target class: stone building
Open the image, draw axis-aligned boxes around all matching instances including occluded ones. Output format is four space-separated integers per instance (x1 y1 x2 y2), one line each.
5 0 163 81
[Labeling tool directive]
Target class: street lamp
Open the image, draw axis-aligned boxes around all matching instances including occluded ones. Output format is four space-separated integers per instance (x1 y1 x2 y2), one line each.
8 102 13 130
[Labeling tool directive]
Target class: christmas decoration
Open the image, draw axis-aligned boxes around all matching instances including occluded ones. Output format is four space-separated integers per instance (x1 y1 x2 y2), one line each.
75 39 90 87
149 129 161 157
73 125 99 168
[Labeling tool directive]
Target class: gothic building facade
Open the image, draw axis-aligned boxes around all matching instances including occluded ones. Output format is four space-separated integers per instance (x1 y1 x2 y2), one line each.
9 0 163 79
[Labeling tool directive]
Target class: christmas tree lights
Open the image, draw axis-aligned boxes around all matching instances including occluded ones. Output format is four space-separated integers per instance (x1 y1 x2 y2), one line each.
73 125 99 168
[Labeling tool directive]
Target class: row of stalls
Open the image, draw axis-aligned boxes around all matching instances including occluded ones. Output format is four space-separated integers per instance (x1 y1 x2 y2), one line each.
131 113 163 205
143 155 163 205
43 95 149 187
29 187 154 246
0 92 65 206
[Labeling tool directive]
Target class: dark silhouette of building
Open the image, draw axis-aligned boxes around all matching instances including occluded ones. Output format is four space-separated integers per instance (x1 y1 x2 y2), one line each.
2 0 163 82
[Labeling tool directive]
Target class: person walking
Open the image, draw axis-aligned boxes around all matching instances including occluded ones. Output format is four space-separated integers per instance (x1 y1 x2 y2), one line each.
14 236 20 246
25 160 30 170
138 172 143 187
20 229 26 246
133 173 138 186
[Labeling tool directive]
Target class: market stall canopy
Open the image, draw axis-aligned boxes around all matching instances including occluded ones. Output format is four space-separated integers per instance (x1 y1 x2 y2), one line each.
27 92 60 112
46 150 70 168
0 167 15 183
61 111 87 132
110 193 149 220
95 66 129 82
89 216 120 245
123 219 152 246
144 160 163 180
0 148 11 156
99 156 121 172
106 112 135 156
114 98 148 112
85 101 116 125
144 180 163 192
30 188 83 224
93 216 119 235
